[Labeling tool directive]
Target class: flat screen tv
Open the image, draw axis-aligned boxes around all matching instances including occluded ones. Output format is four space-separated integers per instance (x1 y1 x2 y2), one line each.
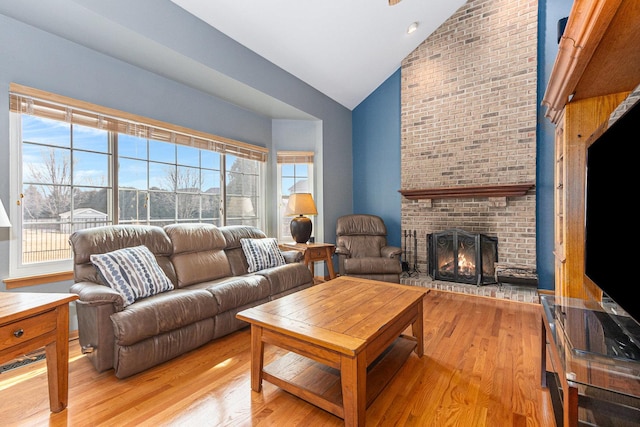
585 97 640 326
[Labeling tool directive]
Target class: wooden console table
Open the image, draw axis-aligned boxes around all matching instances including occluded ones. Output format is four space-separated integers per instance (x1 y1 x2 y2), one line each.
280 242 336 280
0 292 78 412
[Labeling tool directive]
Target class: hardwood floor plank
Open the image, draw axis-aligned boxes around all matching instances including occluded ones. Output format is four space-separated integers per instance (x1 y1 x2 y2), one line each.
0 289 555 426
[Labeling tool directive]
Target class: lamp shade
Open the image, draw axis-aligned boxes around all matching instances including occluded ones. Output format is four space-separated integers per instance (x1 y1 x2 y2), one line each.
0 199 11 228
285 193 317 216
285 193 317 243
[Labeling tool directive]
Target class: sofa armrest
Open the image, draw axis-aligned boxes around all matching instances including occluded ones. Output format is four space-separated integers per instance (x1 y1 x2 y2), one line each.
381 246 402 259
281 250 303 264
69 281 121 373
70 281 125 311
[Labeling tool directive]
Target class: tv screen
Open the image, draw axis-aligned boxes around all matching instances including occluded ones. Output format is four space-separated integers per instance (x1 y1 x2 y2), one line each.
585 98 640 325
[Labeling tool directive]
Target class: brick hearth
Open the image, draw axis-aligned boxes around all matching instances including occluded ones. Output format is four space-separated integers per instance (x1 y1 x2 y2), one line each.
401 274 539 304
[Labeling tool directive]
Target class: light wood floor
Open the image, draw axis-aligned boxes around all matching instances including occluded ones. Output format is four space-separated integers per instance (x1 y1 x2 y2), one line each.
0 289 556 426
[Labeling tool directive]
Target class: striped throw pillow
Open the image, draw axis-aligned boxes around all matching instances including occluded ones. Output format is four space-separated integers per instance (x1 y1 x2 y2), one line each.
240 238 286 273
90 245 174 307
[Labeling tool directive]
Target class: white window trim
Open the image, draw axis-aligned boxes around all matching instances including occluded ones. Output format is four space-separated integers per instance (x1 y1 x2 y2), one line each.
9 112 73 277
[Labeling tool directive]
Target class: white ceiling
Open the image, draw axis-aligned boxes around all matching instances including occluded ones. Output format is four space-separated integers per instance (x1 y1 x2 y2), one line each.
171 0 465 110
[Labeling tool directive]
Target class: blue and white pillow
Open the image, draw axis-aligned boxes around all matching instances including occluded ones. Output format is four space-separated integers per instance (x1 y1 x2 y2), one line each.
240 238 286 273
90 245 174 307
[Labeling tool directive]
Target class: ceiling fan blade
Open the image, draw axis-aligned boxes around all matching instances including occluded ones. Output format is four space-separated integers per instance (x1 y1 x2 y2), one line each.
389 0 402 5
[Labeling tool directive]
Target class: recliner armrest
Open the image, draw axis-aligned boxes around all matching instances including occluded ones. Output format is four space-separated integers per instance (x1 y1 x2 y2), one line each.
381 246 402 258
335 247 350 256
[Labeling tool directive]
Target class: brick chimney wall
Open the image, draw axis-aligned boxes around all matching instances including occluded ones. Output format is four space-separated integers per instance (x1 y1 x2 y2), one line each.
400 0 538 274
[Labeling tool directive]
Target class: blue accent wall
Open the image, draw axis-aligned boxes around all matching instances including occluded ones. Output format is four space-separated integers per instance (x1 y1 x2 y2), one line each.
536 0 573 290
352 69 401 247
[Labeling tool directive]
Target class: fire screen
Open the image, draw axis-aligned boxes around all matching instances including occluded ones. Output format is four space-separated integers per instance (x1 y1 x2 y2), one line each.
427 229 498 286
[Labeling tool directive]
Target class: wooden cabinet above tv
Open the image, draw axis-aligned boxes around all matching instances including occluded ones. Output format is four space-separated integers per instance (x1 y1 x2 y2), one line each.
542 0 640 299
543 0 640 122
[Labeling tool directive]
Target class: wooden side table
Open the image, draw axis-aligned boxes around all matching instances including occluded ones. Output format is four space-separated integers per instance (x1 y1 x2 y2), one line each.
280 242 336 280
0 292 78 412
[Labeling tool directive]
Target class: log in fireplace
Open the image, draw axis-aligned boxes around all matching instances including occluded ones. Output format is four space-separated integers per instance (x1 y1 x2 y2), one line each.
427 229 498 286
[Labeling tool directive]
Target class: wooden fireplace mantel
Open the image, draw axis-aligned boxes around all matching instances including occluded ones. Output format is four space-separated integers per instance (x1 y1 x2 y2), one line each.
399 183 535 200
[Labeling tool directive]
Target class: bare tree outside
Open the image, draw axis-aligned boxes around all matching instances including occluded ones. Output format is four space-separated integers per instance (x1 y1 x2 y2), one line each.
163 165 201 220
25 146 72 219
21 184 45 221
226 156 259 226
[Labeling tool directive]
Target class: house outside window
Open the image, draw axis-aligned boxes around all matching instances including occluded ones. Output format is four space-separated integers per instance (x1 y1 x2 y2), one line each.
9 85 267 278
276 151 314 242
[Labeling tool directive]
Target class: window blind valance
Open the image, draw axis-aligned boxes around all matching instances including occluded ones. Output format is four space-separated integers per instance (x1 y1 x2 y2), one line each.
9 83 268 162
277 151 314 164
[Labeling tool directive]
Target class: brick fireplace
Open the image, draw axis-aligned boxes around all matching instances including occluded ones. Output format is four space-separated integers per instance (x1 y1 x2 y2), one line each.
398 0 538 299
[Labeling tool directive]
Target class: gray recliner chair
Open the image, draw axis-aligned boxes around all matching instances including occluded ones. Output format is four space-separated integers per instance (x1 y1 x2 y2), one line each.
335 214 402 283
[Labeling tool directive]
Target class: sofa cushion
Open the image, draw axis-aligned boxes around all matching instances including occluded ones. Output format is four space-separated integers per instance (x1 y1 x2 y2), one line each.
165 223 232 287
343 257 402 275
203 275 271 312
111 288 218 346
240 238 285 273
220 225 267 276
90 245 174 307
70 225 176 287
256 262 314 296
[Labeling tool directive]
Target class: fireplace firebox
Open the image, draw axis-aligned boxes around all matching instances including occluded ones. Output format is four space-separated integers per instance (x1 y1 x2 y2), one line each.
427 229 498 286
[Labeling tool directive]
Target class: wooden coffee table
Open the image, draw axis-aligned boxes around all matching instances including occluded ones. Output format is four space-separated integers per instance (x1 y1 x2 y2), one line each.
236 276 428 426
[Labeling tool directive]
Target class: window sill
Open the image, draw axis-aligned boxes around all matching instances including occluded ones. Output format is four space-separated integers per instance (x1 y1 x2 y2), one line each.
3 271 74 289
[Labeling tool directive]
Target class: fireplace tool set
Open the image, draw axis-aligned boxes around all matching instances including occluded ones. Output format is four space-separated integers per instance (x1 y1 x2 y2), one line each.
401 229 420 277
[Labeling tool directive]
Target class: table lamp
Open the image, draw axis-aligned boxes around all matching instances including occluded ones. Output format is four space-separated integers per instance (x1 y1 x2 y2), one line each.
0 199 11 228
285 193 317 243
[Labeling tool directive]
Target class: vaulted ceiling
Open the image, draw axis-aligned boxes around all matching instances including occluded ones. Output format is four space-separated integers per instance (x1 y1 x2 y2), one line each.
1 0 465 116
170 0 465 110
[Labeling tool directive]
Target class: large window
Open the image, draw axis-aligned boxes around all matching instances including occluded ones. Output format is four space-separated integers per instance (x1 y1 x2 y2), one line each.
9 84 266 277
277 151 314 242
117 134 224 226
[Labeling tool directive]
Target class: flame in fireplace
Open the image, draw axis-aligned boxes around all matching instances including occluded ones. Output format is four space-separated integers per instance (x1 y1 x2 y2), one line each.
458 253 475 275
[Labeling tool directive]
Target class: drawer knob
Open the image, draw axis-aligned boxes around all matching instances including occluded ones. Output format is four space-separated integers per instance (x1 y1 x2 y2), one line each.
13 328 24 338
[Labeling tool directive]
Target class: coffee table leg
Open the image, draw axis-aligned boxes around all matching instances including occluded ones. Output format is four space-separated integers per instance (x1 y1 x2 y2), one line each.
340 352 367 427
250 324 264 392
412 300 424 357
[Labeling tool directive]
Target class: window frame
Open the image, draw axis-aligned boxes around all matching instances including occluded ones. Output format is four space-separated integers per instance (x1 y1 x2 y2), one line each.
276 151 315 243
8 84 268 278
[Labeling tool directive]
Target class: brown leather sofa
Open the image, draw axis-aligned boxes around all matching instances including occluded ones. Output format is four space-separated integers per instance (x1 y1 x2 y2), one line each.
335 214 402 283
69 223 313 379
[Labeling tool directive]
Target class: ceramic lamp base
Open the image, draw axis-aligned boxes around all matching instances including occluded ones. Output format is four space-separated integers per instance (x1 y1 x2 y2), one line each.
290 215 312 243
